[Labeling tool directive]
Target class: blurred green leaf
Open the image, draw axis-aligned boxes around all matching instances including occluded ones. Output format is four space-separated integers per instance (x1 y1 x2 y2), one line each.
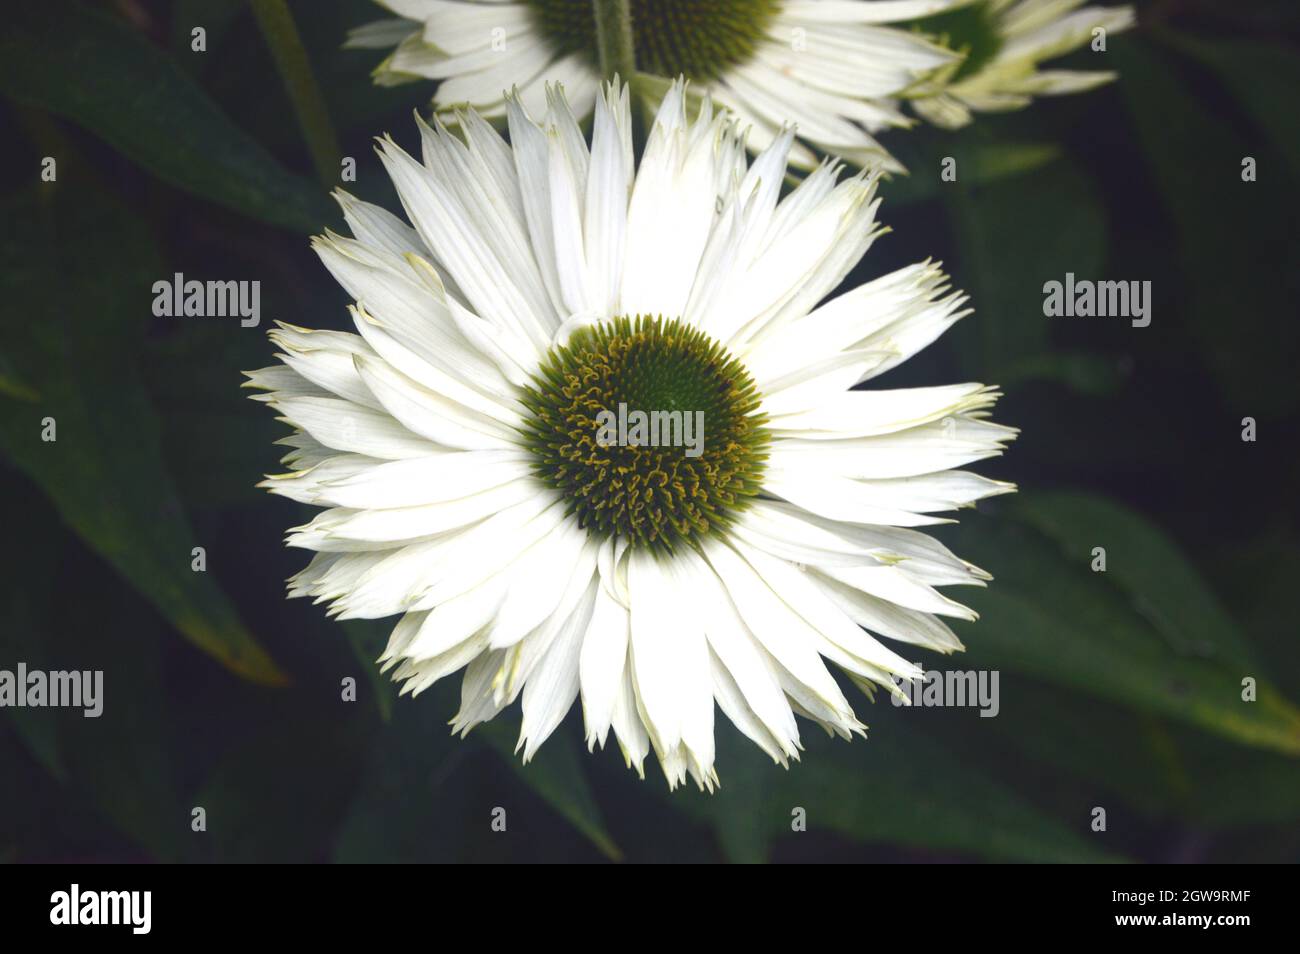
947 159 1105 376
0 730 95 862
1115 36 1300 413
339 684 621 862
1215 537 1300 702
1009 491 1258 668
0 508 188 861
479 718 623 861
945 516 1300 756
0 189 286 685
919 638 1300 851
968 679 1300 833
170 0 246 71
1160 32 1300 184
999 351 1127 397
0 490 66 780
48 558 186 862
674 712 1120 863
194 0 430 147
250 0 341 186
1171 730 1300 830
939 680 1195 824
332 696 469 863
341 620 395 723
0 1 332 232
194 701 368 862
0 357 40 402
885 139 1063 206
142 325 282 507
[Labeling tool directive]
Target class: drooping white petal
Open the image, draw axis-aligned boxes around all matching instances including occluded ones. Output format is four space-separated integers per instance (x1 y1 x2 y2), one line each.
734 541 921 684
519 577 598 761
682 548 800 760
626 549 686 758
736 500 991 586
815 571 965 653
451 649 511 737
407 496 568 608
496 542 602 706
579 581 630 750
485 519 592 648
609 663 650 779
701 538 860 736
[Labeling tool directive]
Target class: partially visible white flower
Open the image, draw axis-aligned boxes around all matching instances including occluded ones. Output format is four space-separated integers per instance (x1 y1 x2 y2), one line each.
908 0 1136 128
247 80 1015 791
347 0 972 172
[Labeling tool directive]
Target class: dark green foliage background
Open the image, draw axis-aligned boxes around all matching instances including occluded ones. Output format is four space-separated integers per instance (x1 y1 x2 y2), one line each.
1 0 1297 863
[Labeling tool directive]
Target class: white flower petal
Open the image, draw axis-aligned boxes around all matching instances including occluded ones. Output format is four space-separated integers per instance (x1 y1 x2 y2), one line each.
769 414 1017 478
310 449 529 510
763 470 955 528
519 577 598 761
816 571 965 653
734 541 920 683
288 479 542 547
431 32 554 111
582 82 632 317
485 518 592 648
609 664 650 778
701 538 859 733
627 549 686 756
378 135 556 349
272 394 436 459
579 582 630 750
621 84 740 320
683 548 800 757
354 353 515 450
498 542 602 704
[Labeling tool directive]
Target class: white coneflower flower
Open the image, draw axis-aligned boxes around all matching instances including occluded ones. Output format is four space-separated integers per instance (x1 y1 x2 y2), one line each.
246 80 1015 790
346 0 970 172
907 0 1135 128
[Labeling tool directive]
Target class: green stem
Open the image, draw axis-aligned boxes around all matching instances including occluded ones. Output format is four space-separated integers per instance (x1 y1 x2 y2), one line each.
592 0 636 81
250 0 340 188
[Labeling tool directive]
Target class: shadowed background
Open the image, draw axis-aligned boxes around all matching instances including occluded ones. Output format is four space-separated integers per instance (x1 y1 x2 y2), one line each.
1 0 1297 863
